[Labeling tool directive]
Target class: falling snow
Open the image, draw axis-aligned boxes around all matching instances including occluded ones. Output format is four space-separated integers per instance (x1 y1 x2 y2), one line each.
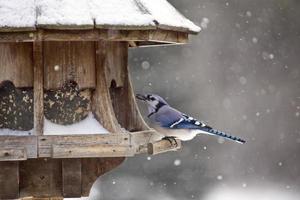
174 159 181 166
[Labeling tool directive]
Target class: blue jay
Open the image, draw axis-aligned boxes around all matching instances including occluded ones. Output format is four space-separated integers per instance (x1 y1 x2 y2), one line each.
136 94 245 144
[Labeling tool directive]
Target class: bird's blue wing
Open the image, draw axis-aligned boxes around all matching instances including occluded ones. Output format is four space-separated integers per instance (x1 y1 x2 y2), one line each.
161 112 211 130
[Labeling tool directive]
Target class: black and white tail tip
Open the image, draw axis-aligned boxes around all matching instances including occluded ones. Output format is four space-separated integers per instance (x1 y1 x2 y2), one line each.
207 129 246 144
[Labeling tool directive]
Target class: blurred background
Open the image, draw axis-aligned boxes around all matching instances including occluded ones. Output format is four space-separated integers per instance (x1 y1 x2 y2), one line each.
90 0 300 199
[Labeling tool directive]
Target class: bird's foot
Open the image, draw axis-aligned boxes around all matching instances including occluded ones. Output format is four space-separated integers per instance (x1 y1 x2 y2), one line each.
162 136 178 146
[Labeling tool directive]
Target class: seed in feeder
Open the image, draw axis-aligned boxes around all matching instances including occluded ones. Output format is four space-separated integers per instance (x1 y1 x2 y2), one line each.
54 65 60 71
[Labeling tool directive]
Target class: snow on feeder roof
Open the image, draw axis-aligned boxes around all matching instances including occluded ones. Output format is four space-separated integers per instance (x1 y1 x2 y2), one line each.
0 0 200 34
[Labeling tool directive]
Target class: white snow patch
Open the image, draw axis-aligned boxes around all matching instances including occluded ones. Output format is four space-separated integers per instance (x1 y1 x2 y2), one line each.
44 112 109 135
0 0 200 33
140 0 201 32
0 128 33 136
200 17 210 29
246 11 252 17
252 37 258 43
90 0 154 27
0 0 35 28
37 0 93 26
141 61 150 70
239 76 247 85
173 159 181 166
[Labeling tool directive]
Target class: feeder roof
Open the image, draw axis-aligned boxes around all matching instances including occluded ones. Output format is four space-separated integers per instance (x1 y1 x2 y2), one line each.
0 0 200 34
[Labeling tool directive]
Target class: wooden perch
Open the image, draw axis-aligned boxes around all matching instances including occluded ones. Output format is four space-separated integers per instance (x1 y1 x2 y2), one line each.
147 139 181 155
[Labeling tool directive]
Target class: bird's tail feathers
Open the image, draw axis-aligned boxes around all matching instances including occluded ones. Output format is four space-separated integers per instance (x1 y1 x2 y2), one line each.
202 127 246 144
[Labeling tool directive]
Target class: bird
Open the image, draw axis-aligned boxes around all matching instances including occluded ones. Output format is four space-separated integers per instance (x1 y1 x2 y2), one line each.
136 93 245 144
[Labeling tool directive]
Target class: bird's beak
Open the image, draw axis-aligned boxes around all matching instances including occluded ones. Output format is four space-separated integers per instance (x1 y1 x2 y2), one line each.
136 94 147 101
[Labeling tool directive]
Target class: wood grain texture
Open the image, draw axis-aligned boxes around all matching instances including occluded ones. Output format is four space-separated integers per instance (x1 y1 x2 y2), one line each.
53 144 134 158
0 43 33 87
107 41 150 132
19 159 62 198
0 162 19 199
0 136 37 158
148 139 181 155
81 157 125 196
92 41 123 133
104 41 127 88
38 134 130 158
21 197 63 200
43 41 96 90
62 159 81 197
0 147 27 161
33 42 44 136
0 30 189 46
0 32 35 42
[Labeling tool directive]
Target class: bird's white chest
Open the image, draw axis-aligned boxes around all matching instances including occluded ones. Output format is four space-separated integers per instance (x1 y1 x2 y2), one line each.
153 126 199 141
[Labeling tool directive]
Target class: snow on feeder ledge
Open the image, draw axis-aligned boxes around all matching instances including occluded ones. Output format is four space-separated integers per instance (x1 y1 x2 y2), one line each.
0 0 200 199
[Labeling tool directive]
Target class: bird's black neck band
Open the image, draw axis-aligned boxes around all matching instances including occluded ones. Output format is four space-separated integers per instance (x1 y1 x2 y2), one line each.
147 102 166 118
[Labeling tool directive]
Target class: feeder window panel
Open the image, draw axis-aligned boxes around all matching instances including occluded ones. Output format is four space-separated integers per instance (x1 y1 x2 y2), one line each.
42 41 108 135
0 43 34 136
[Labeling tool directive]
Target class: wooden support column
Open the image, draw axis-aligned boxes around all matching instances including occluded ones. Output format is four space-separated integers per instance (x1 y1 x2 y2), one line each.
19 159 62 198
62 159 82 197
0 43 33 87
105 41 150 132
92 41 123 133
0 162 19 199
81 158 124 196
148 139 181 155
33 42 44 136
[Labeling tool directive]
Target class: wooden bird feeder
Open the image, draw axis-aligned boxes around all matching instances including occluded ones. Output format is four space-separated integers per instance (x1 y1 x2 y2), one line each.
0 0 200 199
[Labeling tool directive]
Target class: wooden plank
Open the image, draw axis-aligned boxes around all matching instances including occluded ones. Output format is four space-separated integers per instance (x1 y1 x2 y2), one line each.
130 130 165 154
99 29 150 41
38 134 130 157
0 32 35 42
0 43 33 87
104 41 128 87
0 147 27 161
41 29 99 41
19 159 62 198
148 139 181 155
62 159 81 197
81 158 124 196
0 29 189 45
92 41 123 133
43 41 96 90
106 41 150 132
53 144 134 158
148 30 188 44
21 197 63 200
33 42 44 136
0 162 19 199
0 136 37 159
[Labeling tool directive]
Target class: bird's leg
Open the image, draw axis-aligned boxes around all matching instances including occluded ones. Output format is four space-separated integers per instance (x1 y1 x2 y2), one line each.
162 136 178 146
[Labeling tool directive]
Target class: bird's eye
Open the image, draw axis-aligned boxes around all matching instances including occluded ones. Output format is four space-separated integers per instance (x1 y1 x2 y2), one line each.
150 97 155 101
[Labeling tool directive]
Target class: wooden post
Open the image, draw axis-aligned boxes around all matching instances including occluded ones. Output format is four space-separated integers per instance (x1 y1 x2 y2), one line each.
0 162 19 199
62 159 82 197
33 42 44 136
148 139 181 155
92 41 123 133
